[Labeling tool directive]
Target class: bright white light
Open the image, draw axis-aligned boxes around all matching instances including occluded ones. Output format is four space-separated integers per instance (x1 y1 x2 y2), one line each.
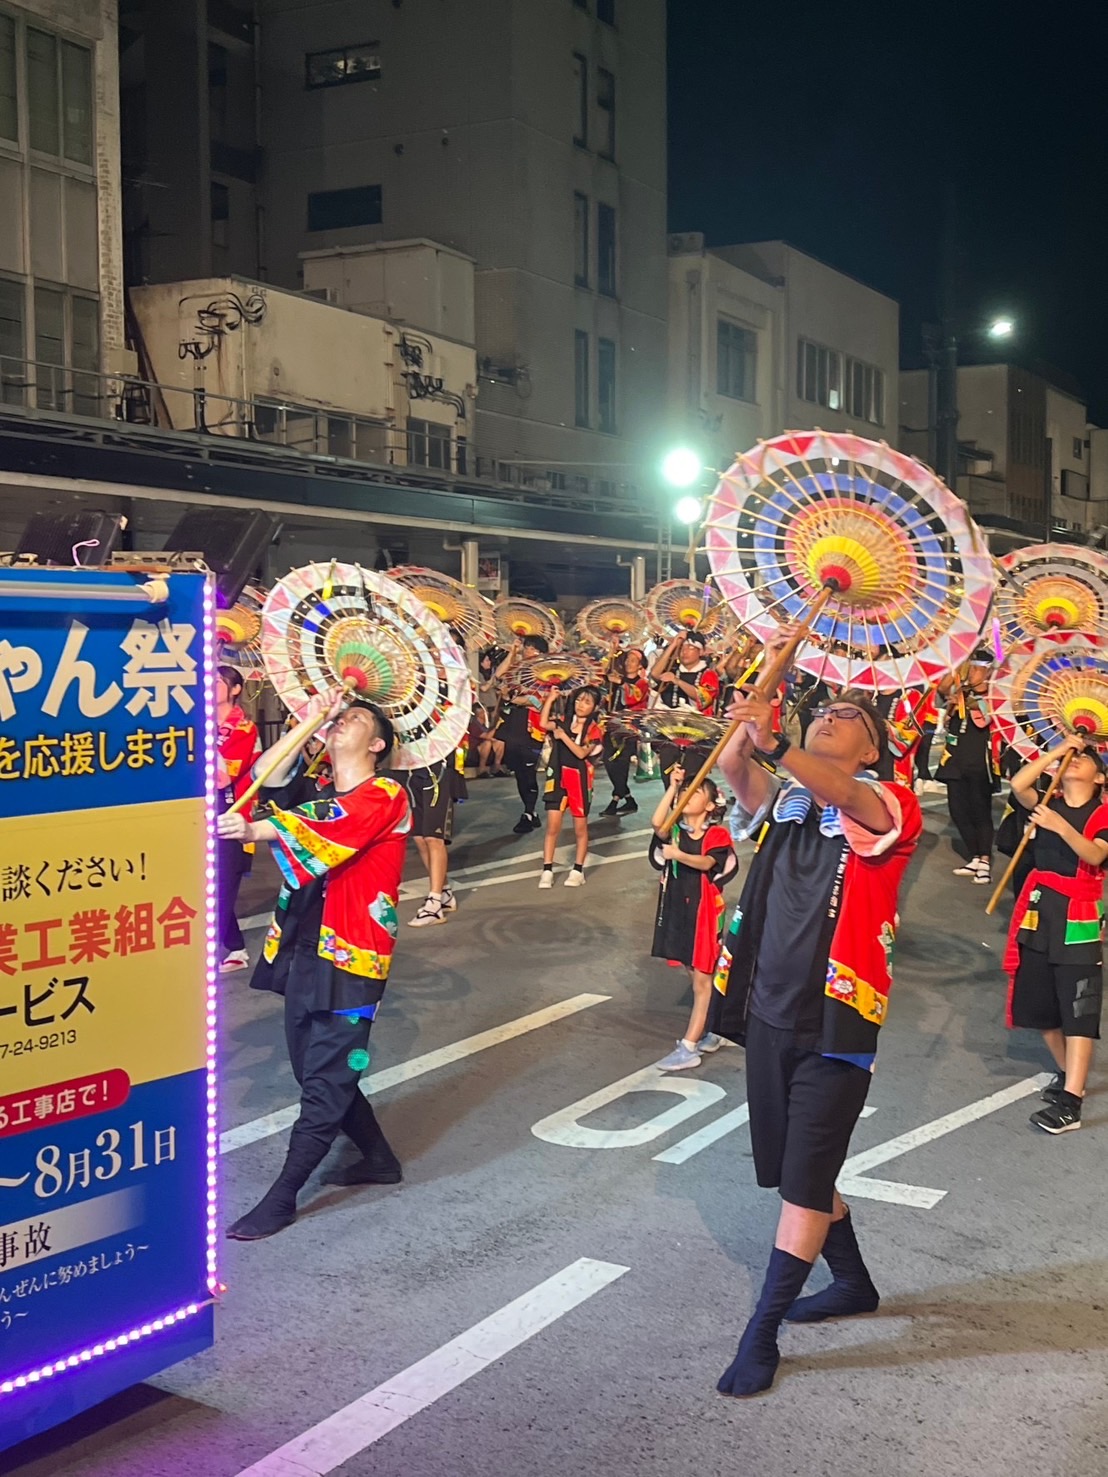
988 317 1014 339
674 495 703 525
661 448 702 488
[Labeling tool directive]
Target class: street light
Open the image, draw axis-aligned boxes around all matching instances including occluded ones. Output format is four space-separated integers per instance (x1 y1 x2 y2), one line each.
661 447 702 489
988 316 1015 340
674 495 703 525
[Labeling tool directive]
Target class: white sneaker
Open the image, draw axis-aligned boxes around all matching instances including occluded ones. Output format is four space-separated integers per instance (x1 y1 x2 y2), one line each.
219 949 249 973
953 860 984 877
409 897 447 927
538 869 555 889
973 867 992 885
564 869 586 887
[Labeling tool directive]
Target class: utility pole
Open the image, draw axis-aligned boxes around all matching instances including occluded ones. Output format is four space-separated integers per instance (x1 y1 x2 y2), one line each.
934 186 960 492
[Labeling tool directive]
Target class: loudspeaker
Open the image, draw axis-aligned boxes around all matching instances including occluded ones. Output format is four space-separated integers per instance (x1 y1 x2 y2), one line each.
166 507 278 606
15 509 123 566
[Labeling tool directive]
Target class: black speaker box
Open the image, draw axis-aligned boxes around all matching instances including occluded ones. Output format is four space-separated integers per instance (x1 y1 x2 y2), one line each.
15 509 123 566
166 507 277 606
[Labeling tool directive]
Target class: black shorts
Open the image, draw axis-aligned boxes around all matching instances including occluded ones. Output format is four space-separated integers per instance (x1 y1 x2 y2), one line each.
745 1014 872 1214
1009 949 1103 1039
396 764 454 840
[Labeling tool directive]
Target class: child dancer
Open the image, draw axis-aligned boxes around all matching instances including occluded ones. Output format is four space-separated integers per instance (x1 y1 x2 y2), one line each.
538 685 605 888
650 765 738 1070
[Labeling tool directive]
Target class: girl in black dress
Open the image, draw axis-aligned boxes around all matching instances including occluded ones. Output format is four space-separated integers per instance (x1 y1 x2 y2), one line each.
649 766 738 1070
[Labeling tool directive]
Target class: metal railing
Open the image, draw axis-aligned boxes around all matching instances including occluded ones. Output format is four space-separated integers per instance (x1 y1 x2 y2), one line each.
0 353 649 516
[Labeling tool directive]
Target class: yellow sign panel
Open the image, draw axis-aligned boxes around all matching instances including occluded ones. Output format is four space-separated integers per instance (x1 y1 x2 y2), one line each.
0 796 208 1096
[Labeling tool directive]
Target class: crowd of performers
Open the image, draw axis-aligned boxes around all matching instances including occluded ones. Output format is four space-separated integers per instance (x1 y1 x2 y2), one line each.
210 613 1105 1399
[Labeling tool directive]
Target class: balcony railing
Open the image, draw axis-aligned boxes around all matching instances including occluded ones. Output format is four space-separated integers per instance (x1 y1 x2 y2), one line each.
0 353 647 515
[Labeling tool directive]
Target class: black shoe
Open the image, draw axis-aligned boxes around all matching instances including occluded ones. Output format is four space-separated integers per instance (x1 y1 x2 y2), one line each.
226 1183 299 1240
1030 1092 1082 1134
1041 1071 1066 1103
616 796 638 815
600 799 620 817
512 813 536 834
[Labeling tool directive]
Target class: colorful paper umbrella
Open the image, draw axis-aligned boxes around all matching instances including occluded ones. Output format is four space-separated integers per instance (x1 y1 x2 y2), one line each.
215 581 268 682
388 565 497 651
261 562 471 769
995 544 1108 649
988 633 1108 762
494 598 565 650
704 430 995 693
644 579 737 641
575 597 649 650
513 652 603 693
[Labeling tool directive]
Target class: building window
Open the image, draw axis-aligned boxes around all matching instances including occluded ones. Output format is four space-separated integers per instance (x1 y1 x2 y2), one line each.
573 192 589 287
717 319 756 402
26 30 91 165
797 338 843 411
0 277 25 403
572 53 587 147
1074 436 1084 460
306 43 381 89
208 42 228 141
307 184 382 231
0 16 17 143
597 202 616 296
210 180 229 249
598 337 616 433
843 355 884 425
597 67 615 159
408 417 452 471
598 0 616 22
574 329 589 427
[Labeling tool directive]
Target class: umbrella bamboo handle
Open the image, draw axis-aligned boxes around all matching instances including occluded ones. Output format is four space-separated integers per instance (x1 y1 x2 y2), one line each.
660 584 837 831
984 749 1075 915
227 680 356 816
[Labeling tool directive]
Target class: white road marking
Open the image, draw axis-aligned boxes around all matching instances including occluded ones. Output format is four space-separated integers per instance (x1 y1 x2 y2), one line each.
233 1257 629 1476
652 1102 876 1165
239 827 653 927
839 1074 1052 1208
531 1065 725 1150
220 993 611 1154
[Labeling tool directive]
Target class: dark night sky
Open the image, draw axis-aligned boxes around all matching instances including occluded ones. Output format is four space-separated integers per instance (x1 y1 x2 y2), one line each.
667 0 1108 420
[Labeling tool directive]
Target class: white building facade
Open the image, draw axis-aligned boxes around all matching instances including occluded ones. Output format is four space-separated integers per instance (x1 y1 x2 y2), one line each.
667 235 900 471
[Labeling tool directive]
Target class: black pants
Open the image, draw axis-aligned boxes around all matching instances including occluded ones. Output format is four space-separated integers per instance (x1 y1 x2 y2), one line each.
217 839 248 954
506 744 540 815
285 988 374 1160
915 725 936 781
603 733 634 799
946 774 994 857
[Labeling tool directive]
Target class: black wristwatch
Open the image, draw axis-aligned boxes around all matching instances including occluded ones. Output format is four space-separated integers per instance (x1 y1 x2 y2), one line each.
754 733 792 764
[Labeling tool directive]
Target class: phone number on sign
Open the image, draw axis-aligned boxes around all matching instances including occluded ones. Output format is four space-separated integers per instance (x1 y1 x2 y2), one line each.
1 1030 79 1058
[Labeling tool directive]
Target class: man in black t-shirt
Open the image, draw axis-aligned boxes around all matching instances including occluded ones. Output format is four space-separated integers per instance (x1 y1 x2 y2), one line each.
710 625 922 1399
1007 734 1108 1134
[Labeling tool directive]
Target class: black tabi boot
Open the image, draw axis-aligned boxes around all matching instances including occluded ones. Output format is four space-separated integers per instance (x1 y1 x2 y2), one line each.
784 1210 879 1323
322 1092 402 1187
226 1130 330 1241
717 1248 813 1398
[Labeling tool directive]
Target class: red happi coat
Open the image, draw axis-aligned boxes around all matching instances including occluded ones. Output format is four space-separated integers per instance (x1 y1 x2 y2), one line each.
218 705 261 814
263 773 412 988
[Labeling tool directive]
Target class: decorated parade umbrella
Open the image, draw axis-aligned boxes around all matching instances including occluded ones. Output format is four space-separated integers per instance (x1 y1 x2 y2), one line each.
215 581 268 683
388 564 497 651
987 632 1108 763
257 560 471 774
704 430 995 693
617 708 728 749
984 632 1108 913
494 597 565 650
513 651 603 694
575 596 649 650
994 544 1108 650
644 578 737 643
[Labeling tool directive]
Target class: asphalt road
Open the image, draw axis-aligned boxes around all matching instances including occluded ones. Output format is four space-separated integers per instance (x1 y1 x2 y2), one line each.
6 776 1107 1477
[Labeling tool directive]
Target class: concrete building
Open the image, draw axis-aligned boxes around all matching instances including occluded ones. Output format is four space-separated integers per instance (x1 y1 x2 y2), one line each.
120 0 669 501
667 235 900 471
900 364 1108 540
0 0 124 408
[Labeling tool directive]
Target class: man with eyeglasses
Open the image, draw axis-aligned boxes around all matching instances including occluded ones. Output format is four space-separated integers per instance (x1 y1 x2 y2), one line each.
710 625 922 1398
